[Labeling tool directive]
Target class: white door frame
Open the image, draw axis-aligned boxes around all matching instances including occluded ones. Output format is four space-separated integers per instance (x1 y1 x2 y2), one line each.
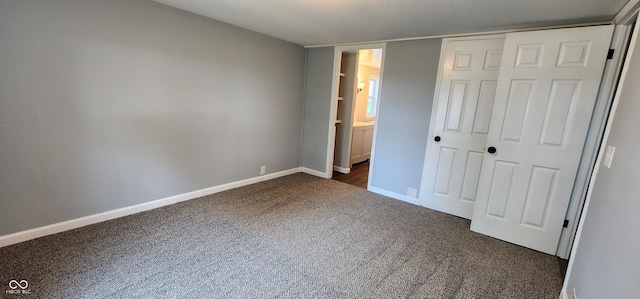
555 24 632 258
325 43 387 185
560 1 640 260
562 4 640 297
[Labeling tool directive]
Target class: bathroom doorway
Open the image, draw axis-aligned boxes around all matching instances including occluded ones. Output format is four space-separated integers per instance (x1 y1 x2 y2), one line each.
328 45 385 190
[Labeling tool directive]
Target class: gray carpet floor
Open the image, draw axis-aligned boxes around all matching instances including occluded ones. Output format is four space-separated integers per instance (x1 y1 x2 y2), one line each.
0 173 563 298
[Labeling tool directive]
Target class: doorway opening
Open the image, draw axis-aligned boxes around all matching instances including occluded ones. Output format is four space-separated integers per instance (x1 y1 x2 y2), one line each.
332 160 369 189
327 45 385 190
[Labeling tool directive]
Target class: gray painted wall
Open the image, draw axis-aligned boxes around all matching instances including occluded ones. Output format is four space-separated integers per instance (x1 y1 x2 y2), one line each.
370 39 442 195
0 0 305 236
564 26 640 299
301 47 335 173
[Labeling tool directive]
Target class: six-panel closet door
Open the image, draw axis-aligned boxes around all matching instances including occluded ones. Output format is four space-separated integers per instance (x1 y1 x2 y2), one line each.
421 25 615 254
470 25 614 254
420 37 505 219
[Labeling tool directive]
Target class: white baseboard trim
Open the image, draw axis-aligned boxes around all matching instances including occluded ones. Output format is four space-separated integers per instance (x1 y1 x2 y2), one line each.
369 186 423 207
333 165 351 174
0 168 300 248
300 167 329 178
560 289 569 299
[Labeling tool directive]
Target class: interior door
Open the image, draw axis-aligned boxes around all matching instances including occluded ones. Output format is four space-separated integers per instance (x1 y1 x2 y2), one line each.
420 37 505 219
470 26 614 254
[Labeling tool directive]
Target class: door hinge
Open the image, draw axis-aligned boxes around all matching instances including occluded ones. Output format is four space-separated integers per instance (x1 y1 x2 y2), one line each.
563 219 569 228
607 49 615 59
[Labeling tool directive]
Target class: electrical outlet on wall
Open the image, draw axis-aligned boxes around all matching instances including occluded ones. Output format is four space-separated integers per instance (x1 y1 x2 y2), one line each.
407 187 418 198
260 166 266 175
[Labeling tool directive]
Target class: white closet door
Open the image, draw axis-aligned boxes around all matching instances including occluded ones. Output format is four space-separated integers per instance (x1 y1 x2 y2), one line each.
471 26 614 254
420 37 504 219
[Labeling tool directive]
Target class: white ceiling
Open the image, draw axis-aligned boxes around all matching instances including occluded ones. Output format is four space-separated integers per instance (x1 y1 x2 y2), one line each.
153 0 629 47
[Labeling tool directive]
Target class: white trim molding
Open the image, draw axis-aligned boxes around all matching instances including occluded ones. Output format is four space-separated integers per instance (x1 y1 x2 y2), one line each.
613 0 640 25
326 43 387 181
333 165 351 174
300 167 328 178
369 186 423 207
0 168 300 248
305 22 610 48
555 24 632 259
562 19 640 298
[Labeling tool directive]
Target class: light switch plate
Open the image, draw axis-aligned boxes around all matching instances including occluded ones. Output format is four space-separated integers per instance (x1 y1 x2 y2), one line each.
603 145 615 168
